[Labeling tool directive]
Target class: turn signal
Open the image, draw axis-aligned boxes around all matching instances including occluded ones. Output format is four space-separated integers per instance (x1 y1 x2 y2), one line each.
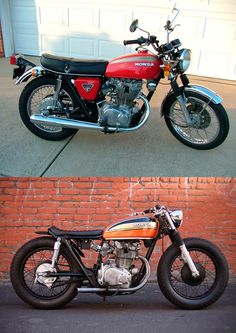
163 64 171 76
31 68 40 77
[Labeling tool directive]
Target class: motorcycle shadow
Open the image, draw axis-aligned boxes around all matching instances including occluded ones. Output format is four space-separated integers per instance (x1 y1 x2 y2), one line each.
69 289 174 312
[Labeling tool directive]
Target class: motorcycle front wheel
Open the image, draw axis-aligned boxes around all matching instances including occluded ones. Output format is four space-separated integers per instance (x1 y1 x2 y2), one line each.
10 237 80 309
163 91 229 149
157 238 229 310
19 77 78 140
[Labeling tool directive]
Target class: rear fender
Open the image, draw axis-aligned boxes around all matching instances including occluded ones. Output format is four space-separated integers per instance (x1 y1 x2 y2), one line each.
15 65 43 84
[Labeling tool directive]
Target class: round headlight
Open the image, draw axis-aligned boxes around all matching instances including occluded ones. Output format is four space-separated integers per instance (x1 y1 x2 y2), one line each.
179 49 191 73
170 209 183 228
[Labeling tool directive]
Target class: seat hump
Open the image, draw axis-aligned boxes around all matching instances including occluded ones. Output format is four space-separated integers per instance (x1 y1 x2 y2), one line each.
40 53 108 75
48 226 103 239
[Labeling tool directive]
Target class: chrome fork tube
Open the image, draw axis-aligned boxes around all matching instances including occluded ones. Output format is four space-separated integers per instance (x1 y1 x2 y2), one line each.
164 209 199 278
176 95 192 125
179 244 200 278
170 77 192 125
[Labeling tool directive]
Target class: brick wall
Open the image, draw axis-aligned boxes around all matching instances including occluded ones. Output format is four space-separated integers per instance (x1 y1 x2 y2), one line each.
0 177 235 282
0 22 4 57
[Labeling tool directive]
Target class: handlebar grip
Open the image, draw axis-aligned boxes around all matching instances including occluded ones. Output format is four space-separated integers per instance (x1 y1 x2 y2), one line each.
143 209 151 214
123 39 140 46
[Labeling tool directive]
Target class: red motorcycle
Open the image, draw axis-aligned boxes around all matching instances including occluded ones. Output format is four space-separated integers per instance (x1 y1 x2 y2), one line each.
10 7 229 149
10 204 229 309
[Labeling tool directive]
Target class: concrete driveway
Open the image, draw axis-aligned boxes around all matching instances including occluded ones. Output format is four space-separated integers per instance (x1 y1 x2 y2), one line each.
0 56 235 176
0 283 235 333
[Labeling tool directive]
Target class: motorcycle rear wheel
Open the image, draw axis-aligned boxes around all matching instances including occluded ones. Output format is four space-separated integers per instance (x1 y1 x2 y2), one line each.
157 238 229 309
163 91 229 149
19 77 78 140
10 237 80 309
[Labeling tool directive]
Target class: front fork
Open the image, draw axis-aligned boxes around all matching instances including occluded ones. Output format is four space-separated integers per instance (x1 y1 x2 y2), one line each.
170 75 192 126
165 211 200 278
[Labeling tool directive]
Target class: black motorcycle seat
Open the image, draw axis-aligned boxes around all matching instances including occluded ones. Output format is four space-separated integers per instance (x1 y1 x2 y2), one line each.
40 53 108 75
48 226 103 239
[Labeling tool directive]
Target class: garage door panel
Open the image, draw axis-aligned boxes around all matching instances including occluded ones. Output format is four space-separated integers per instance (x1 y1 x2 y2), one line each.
99 40 127 59
204 18 236 40
69 37 97 58
39 7 67 26
99 9 130 33
12 22 39 35
198 51 232 77
177 16 204 40
68 8 99 31
11 5 37 23
41 35 67 55
14 34 40 55
132 11 163 38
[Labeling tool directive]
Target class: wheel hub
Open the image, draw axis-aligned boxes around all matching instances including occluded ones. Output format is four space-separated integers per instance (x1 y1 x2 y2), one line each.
181 263 206 286
35 263 57 288
39 96 63 116
188 104 211 129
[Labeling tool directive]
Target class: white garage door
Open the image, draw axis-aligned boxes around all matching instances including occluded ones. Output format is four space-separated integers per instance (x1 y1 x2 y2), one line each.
9 0 236 80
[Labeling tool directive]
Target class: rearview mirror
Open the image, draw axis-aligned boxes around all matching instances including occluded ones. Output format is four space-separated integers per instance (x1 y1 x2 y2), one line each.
130 19 139 32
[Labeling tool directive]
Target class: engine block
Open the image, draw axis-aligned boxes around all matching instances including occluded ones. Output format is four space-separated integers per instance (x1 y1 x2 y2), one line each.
98 263 132 288
96 240 140 288
98 78 142 128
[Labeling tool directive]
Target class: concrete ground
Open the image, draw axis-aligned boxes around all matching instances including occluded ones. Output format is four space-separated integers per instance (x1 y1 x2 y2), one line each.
0 283 235 333
0 56 235 177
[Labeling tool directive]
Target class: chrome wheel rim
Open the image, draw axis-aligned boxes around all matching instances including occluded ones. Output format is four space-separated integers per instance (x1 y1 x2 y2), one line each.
170 97 220 145
22 248 72 298
27 84 73 133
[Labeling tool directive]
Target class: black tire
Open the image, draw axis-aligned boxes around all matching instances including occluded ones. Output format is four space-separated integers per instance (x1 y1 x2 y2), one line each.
19 77 78 140
157 238 229 310
10 237 80 309
163 91 229 149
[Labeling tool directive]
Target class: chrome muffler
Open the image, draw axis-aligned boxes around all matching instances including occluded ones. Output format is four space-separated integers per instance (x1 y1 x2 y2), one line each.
30 94 150 133
77 255 150 294
30 115 105 131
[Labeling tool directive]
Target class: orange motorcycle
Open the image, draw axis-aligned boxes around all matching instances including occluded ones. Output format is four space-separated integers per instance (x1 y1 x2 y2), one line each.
10 204 229 309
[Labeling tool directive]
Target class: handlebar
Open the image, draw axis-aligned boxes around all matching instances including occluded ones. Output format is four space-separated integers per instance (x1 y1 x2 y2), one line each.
133 205 162 216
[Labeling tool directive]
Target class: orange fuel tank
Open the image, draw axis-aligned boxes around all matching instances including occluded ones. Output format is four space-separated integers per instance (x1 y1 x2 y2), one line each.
103 217 159 240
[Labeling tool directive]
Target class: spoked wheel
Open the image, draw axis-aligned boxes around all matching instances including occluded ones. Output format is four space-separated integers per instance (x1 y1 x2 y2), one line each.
19 77 78 140
163 91 229 149
10 237 80 309
157 238 229 309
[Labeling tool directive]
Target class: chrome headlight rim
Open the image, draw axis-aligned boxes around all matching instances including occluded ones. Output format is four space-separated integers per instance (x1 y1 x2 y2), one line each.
170 209 183 228
178 48 191 73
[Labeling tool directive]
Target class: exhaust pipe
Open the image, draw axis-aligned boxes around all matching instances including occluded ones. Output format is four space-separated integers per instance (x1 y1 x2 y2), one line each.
30 94 150 133
30 114 105 131
77 255 150 294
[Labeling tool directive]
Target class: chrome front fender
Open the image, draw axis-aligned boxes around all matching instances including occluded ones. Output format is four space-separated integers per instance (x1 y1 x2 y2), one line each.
15 65 43 85
183 85 222 104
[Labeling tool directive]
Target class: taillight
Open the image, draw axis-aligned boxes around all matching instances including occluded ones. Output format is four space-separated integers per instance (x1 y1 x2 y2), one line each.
10 54 17 65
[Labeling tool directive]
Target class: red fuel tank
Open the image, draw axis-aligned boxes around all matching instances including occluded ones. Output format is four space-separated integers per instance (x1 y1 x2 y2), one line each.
105 51 163 80
103 217 159 240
